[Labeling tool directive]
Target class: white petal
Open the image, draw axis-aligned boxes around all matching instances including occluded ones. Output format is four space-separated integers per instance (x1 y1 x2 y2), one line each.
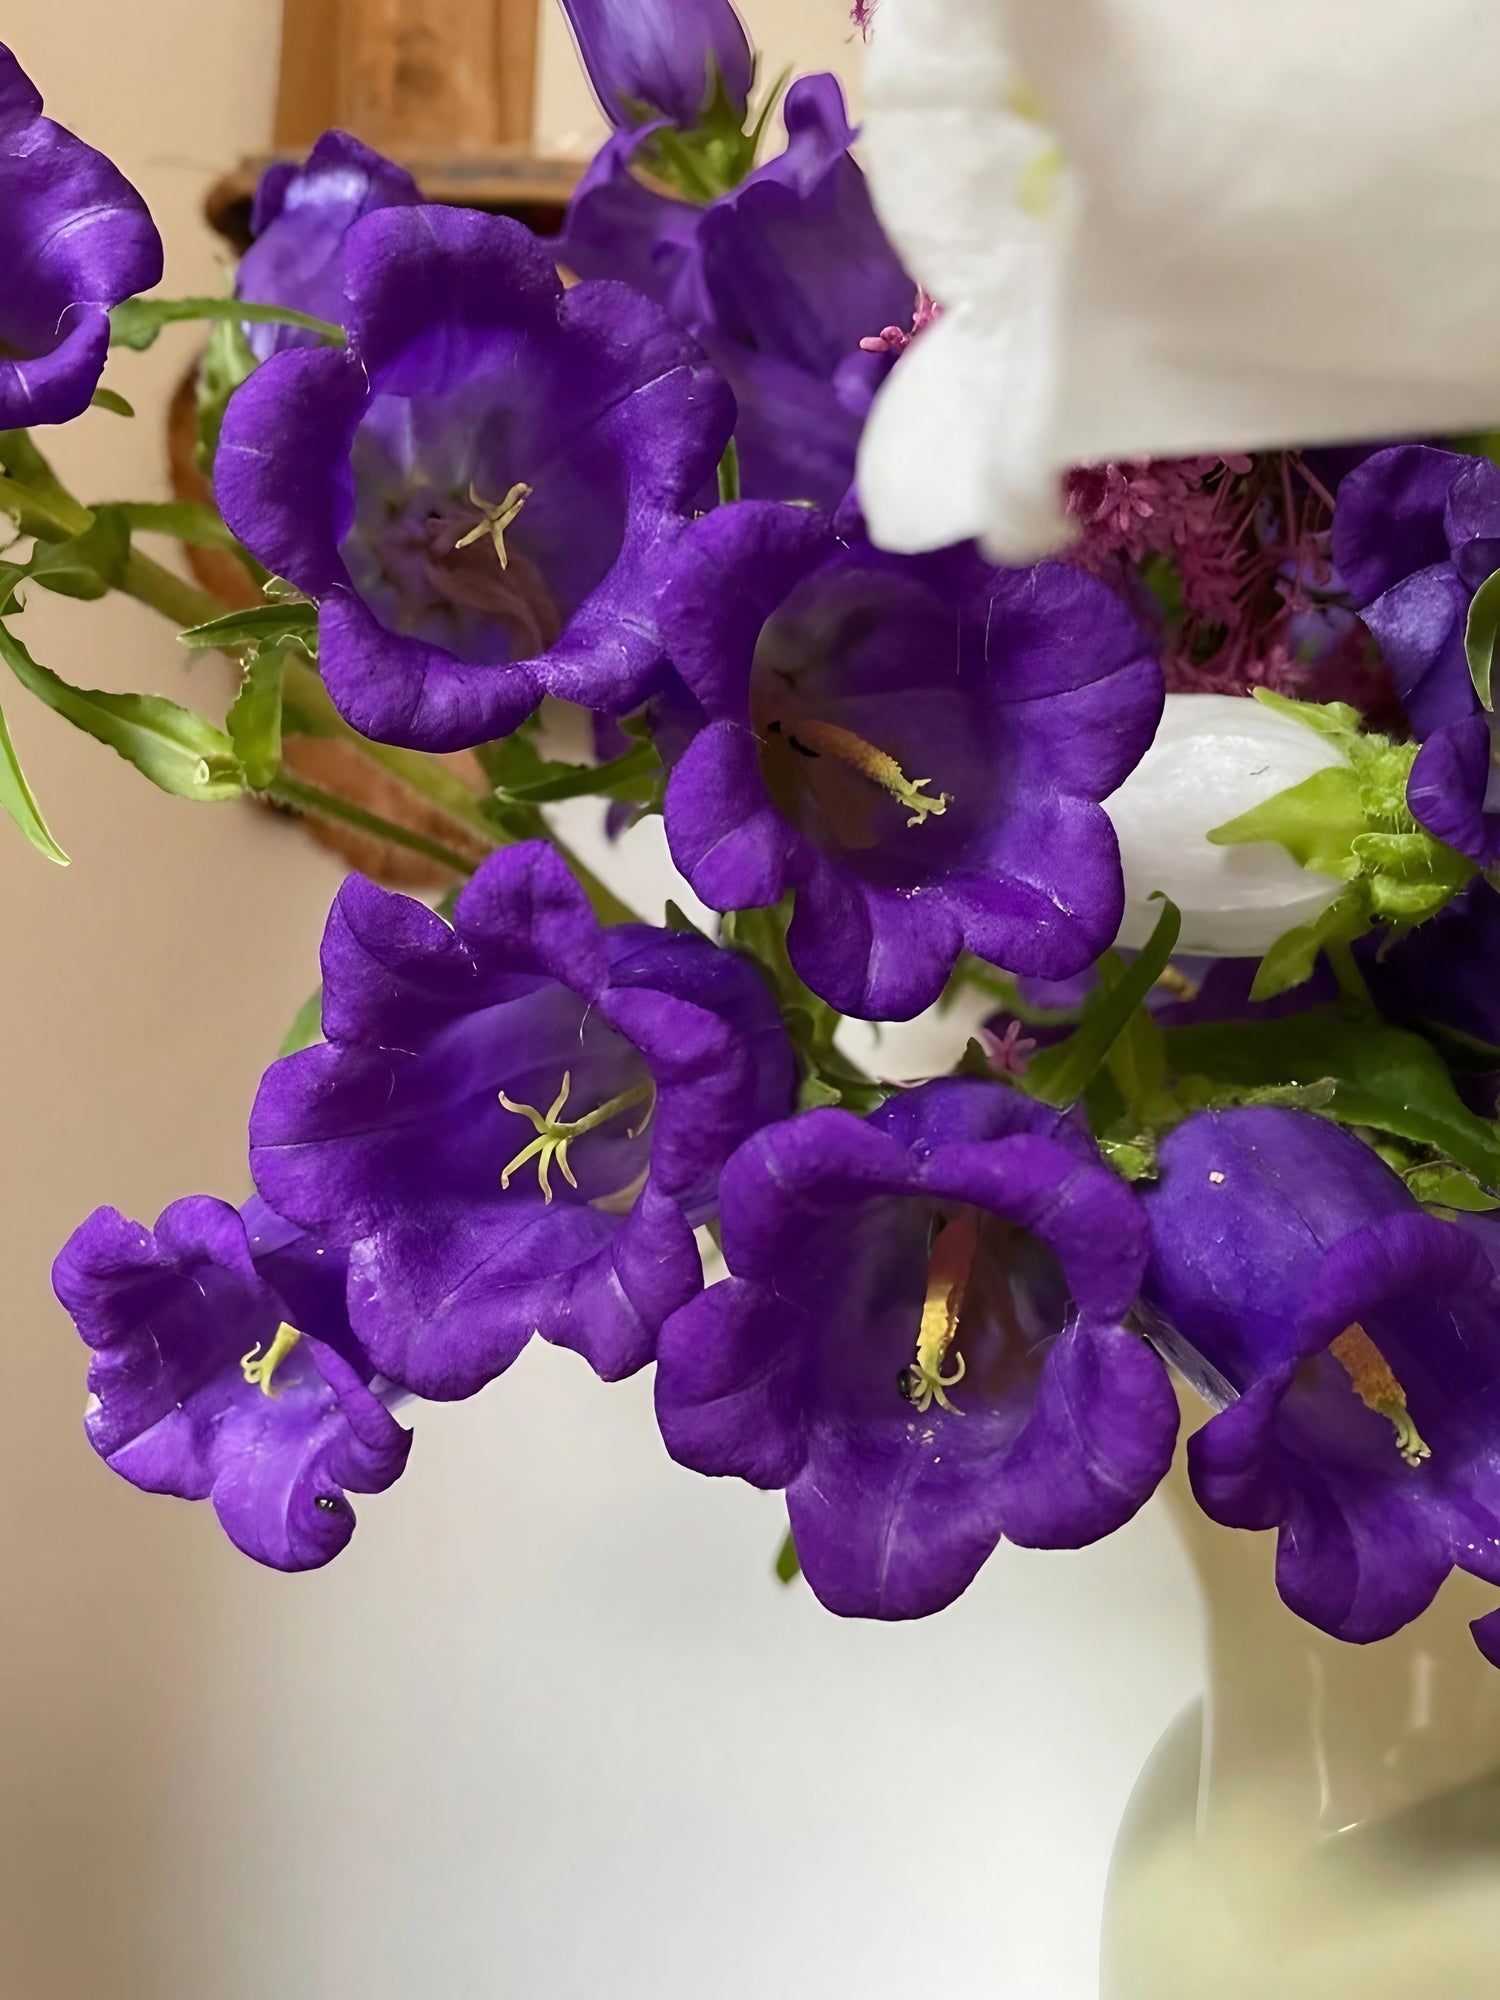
858 0 1071 557
1103 696 1347 957
861 0 1500 557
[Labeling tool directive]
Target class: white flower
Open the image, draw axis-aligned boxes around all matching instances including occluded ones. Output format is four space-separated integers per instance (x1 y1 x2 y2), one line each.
1103 695 1346 957
857 0 1500 562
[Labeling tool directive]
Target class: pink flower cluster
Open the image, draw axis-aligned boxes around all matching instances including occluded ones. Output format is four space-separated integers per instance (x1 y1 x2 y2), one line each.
1063 452 1395 716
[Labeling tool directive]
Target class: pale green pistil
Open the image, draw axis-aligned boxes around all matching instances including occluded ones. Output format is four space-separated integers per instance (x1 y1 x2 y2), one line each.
499 1071 655 1204
454 480 533 569
241 1321 303 1397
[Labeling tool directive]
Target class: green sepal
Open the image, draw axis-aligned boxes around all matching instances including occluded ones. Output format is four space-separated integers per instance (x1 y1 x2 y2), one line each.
774 1526 801 1586
663 899 711 941
227 648 286 790
1247 886 1369 1001
1469 566 1500 711
1403 1162 1500 1213
178 601 317 652
1164 1008 1500 1192
89 387 134 418
1208 691 1476 991
195 315 259 472
0 620 244 803
1025 896 1181 1109
1208 763 1366 878
277 985 324 1058
1098 1136 1159 1184
0 692 67 864
109 296 345 352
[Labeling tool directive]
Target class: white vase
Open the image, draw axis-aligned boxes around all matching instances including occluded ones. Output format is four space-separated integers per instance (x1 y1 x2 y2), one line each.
1101 1457 1500 1999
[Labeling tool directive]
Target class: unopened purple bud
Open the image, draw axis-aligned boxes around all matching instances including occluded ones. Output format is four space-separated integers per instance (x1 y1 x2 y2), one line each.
557 0 755 131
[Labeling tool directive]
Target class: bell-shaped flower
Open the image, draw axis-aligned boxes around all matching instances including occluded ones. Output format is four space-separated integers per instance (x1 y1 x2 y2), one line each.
557 75 912 510
216 204 733 749
557 0 754 133
1333 444 1500 865
856 0 1500 561
658 498 1162 1019
655 1078 1177 1619
249 843 795 1400
1142 1106 1500 1661
0 42 163 428
236 130 419 361
53 1194 411 1571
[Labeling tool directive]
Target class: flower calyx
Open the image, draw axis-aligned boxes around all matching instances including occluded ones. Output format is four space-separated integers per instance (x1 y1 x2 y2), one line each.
1208 691 1476 999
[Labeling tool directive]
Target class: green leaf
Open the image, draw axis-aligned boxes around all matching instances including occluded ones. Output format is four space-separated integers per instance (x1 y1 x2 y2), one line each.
490 739 660 805
26 506 131 601
0 621 244 803
0 470 92 542
89 387 135 418
109 296 345 353
114 500 244 553
0 693 67 864
1208 764 1365 877
774 1527 802 1586
1468 566 1500 711
1026 897 1182 1108
277 985 324 1058
178 601 317 652
1164 1008 1500 1190
227 649 285 790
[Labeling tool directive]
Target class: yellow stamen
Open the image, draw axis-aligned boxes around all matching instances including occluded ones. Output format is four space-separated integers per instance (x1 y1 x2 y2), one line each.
499 1071 655 1205
1329 1322 1431 1469
454 480 533 569
240 1321 303 1398
900 1214 980 1416
1018 142 1065 220
768 718 951 827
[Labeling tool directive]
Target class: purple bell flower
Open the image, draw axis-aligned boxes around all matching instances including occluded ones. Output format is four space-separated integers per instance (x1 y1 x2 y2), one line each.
54 1194 411 1572
657 499 1164 1020
558 0 755 132
0 42 163 428
1333 444 1500 863
558 75 912 509
237 130 419 361
1142 1107 1500 1660
215 204 733 749
249 843 795 1400
655 1078 1178 1620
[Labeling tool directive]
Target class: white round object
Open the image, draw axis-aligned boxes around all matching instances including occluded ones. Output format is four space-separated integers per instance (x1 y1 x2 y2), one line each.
1103 694 1348 956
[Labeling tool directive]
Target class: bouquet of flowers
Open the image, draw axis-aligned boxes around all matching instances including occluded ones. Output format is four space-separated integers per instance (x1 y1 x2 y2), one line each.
12 0 1500 1695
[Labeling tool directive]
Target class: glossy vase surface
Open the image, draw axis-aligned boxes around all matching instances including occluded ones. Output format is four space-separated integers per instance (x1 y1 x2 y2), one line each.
1101 1459 1500 1999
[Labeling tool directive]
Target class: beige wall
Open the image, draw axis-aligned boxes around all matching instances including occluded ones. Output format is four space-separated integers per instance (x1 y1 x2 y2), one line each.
0 9 1198 1998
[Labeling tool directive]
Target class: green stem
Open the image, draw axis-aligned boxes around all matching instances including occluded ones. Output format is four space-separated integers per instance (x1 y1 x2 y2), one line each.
1328 939 1374 1009
120 549 226 631
265 773 478 877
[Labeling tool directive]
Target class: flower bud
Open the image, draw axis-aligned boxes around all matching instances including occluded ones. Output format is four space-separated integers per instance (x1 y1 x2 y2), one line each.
1104 694 1347 955
558 0 755 133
